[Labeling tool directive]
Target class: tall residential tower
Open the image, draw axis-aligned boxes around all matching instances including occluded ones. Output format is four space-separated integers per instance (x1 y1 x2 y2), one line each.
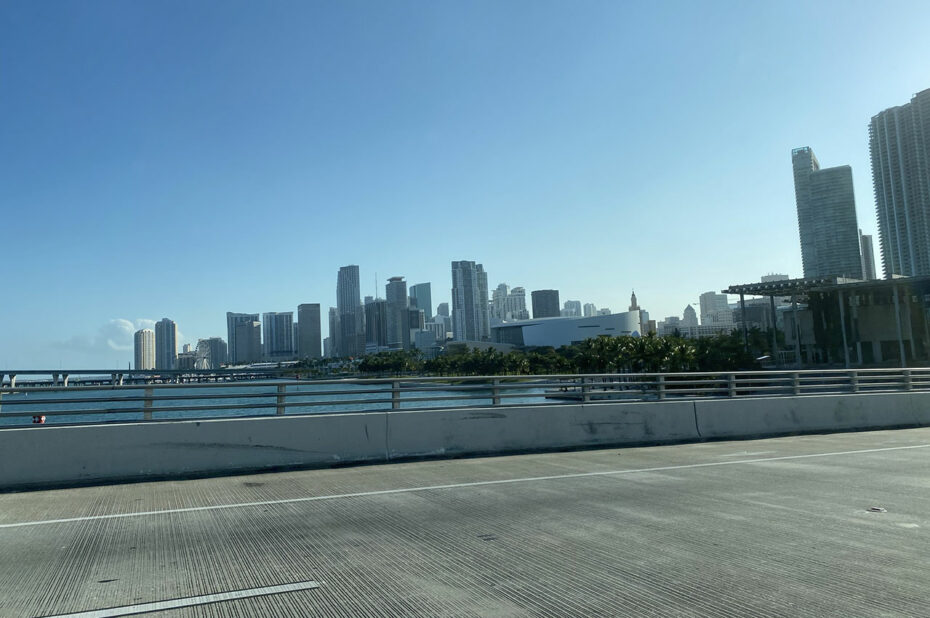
451 261 490 341
792 147 862 279
869 88 930 277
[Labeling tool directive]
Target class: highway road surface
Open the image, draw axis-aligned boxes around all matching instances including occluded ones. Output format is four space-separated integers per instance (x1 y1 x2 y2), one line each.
3 427 930 616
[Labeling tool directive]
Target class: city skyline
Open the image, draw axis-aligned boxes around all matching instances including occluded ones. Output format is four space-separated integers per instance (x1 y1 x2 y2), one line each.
5 2 930 367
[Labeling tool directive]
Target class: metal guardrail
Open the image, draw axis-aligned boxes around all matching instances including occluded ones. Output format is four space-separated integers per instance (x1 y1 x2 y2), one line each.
1 368 929 426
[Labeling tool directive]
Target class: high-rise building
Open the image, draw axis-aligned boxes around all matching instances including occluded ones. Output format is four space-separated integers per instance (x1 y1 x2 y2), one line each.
490 284 530 321
562 300 582 317
386 276 409 349
436 302 449 317
233 321 261 364
860 230 877 281
531 289 560 319
629 291 640 311
870 89 930 277
154 318 177 370
195 337 228 369
792 146 862 279
327 307 339 357
699 292 731 325
682 305 698 328
409 283 432 321
297 303 322 359
226 312 259 364
365 298 389 349
337 265 364 357
262 312 294 360
133 329 155 370
451 261 490 341
583 303 597 317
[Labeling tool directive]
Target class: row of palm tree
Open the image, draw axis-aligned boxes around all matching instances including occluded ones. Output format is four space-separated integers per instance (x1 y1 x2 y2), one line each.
356 330 768 377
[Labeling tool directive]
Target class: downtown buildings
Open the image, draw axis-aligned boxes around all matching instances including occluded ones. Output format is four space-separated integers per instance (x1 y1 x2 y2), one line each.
869 88 930 278
451 260 490 342
133 329 155 370
792 146 863 279
154 318 177 370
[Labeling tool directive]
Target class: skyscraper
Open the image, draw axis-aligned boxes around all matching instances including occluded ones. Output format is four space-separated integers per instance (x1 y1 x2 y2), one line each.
792 146 862 279
562 300 582 317
337 265 364 357
409 283 432 321
699 292 731 325
297 303 322 359
234 321 262 364
531 290 560 319
262 312 295 360
870 88 930 277
386 276 409 349
133 329 155 370
226 312 259 364
451 261 490 341
490 284 529 321
365 298 388 349
860 230 877 281
154 318 177 370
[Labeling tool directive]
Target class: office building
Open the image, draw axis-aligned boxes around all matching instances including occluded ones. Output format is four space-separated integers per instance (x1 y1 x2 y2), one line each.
436 302 449 317
870 88 930 277
409 283 432 321
386 276 409 349
328 307 340 357
562 300 582 317
176 351 198 370
629 291 640 311
597 308 611 316
297 303 322 359
226 312 259 364
365 298 389 349
583 303 597 317
451 260 490 341
233 321 261 364
699 292 731 325
860 231 877 281
133 329 155 370
792 146 863 279
337 265 364 357
154 318 177 370
491 284 530 321
531 289 560 319
262 312 294 360
682 305 698 328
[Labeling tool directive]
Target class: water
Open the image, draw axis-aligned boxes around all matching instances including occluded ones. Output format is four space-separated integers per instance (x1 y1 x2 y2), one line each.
0 381 551 427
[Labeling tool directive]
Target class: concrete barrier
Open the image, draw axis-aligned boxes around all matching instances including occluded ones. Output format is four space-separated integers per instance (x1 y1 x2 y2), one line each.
0 412 387 490
387 401 700 459
5 392 930 490
694 392 923 439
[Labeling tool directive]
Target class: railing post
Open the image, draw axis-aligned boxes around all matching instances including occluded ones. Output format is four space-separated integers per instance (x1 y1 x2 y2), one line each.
276 384 286 415
849 370 859 394
581 377 591 403
657 375 666 401
143 386 153 421
792 372 800 396
904 369 913 392
727 373 736 398
492 378 501 406
392 381 401 410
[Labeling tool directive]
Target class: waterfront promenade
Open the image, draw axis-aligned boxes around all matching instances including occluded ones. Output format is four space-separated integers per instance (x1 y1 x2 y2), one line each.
3 427 930 616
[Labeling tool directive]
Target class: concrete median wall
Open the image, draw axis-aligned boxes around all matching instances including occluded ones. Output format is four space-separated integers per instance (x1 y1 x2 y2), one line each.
3 392 930 490
0 412 388 491
694 392 928 439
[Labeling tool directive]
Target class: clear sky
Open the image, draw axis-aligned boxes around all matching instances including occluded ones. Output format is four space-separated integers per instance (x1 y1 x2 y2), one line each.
3 0 930 368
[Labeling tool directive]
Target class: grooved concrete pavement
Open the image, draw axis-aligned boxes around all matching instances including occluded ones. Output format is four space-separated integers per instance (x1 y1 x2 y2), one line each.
3 428 930 616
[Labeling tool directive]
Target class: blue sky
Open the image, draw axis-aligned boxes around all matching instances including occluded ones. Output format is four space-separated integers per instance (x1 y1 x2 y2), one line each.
3 0 930 368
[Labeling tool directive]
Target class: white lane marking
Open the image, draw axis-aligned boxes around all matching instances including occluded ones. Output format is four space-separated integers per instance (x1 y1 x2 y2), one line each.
3 442 929 530
42 580 321 618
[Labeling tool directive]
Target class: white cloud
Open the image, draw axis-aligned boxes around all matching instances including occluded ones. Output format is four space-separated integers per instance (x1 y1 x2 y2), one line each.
52 319 163 354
